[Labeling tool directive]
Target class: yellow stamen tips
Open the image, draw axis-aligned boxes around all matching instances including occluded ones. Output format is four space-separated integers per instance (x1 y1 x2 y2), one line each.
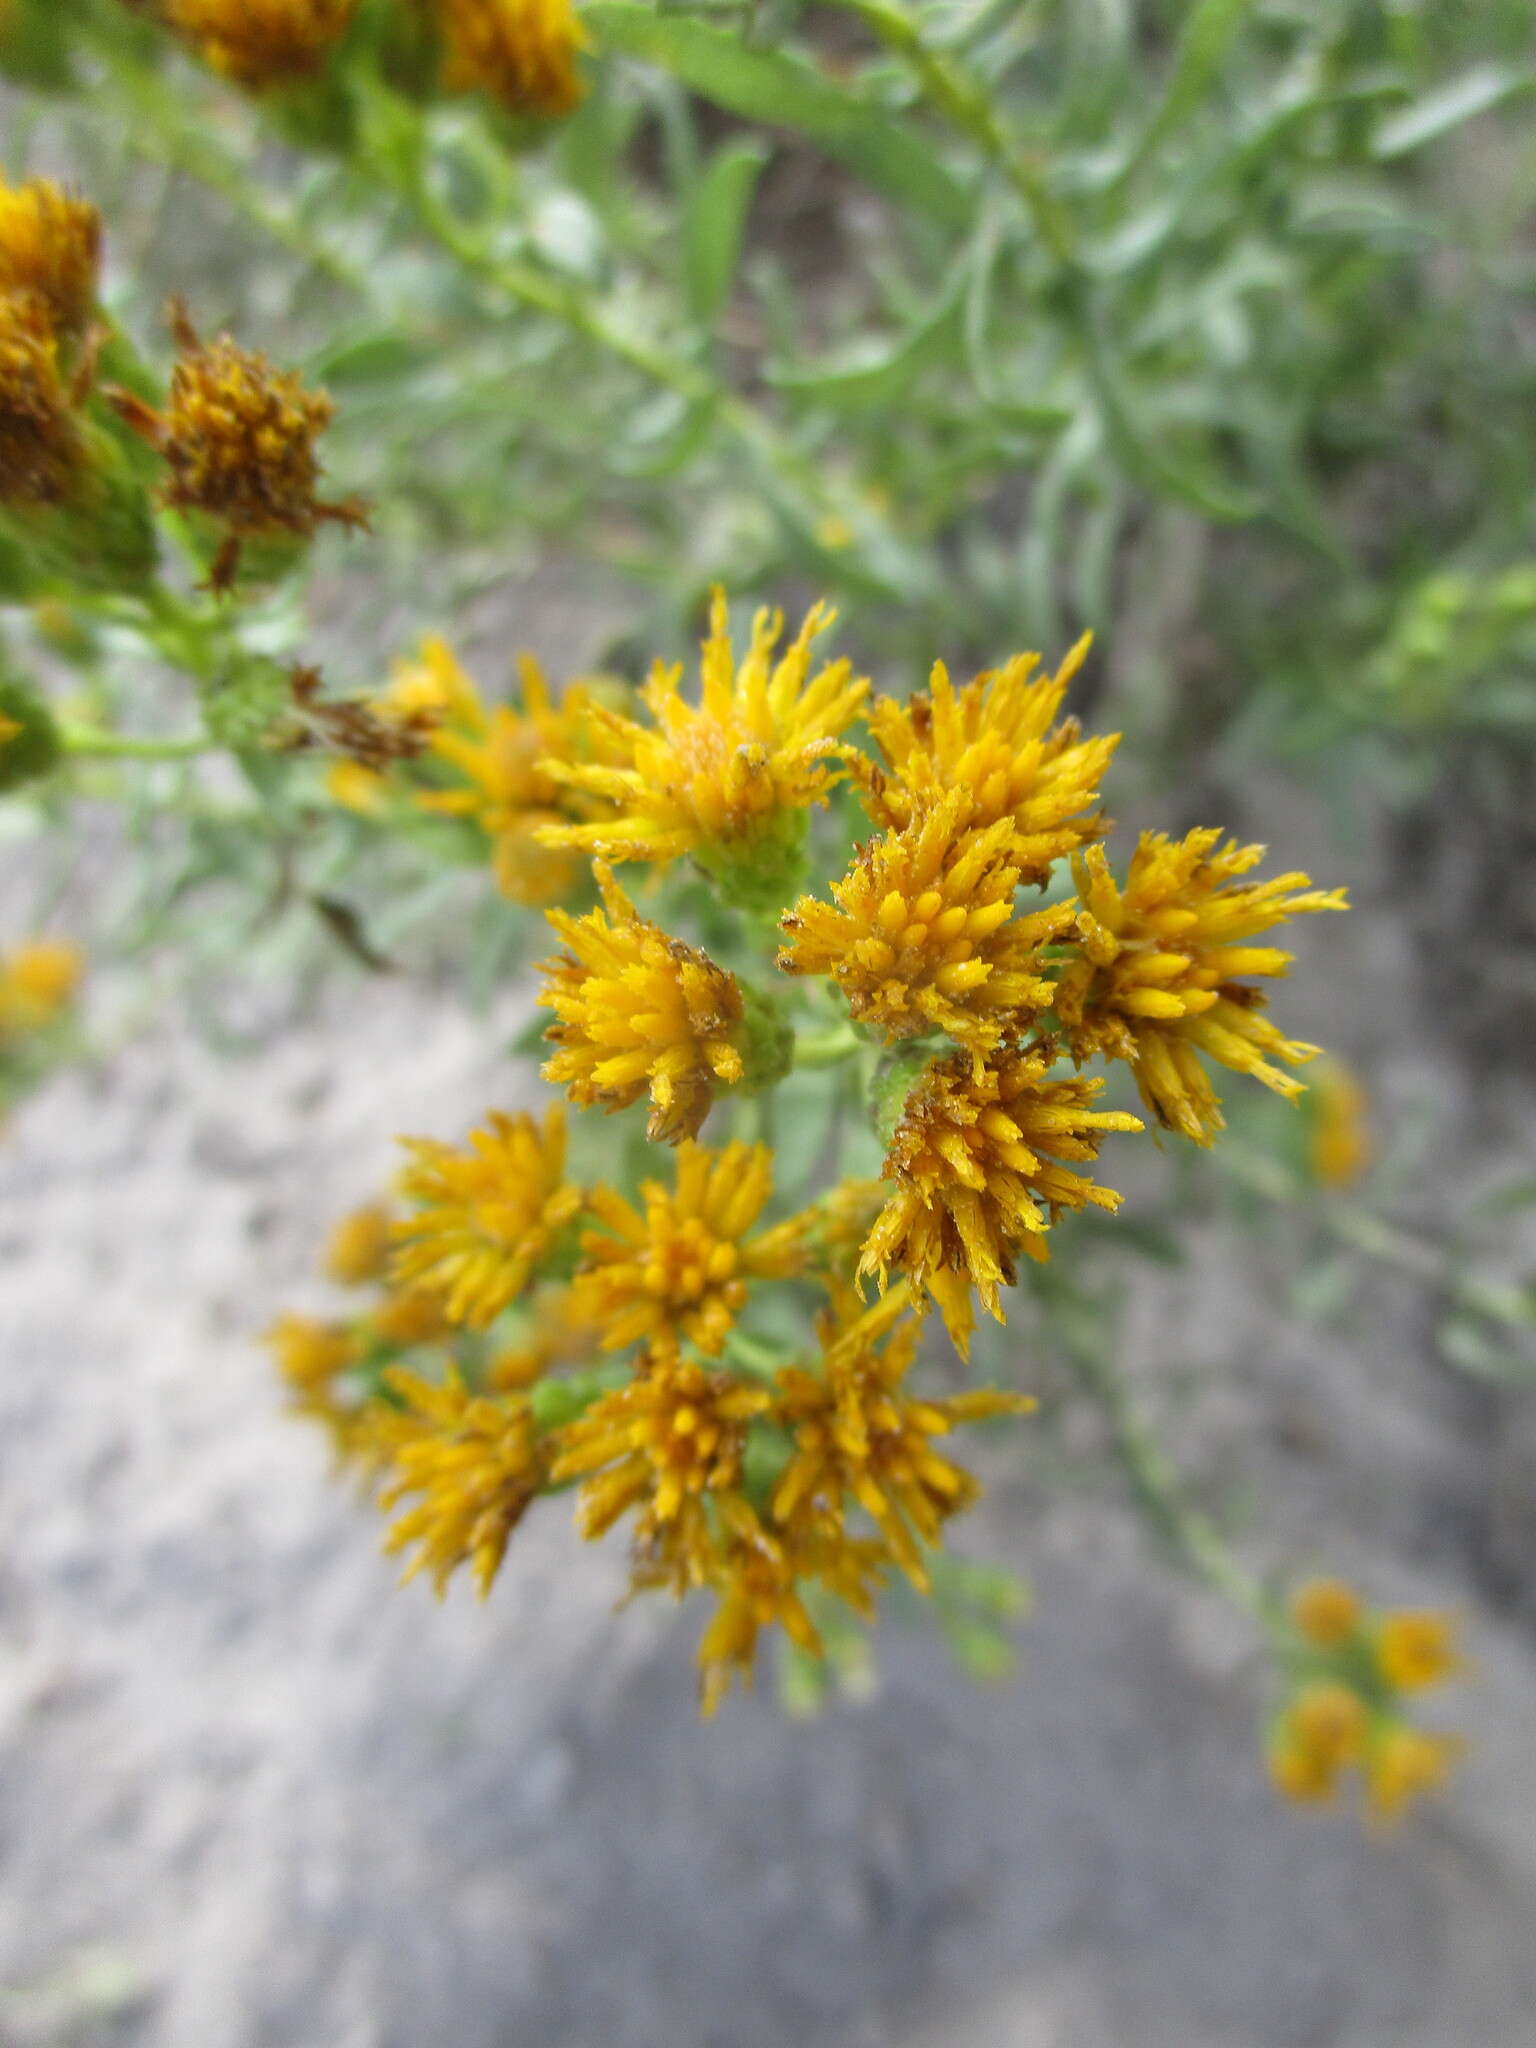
571 1139 806 1357
0 937 83 1035
1364 1727 1463 1827
164 0 359 91
1289 1575 1362 1649
779 795 1074 1062
107 302 368 590
862 633 1117 878
437 0 589 115
1375 1610 1462 1693
0 176 101 341
859 1046 1143 1352
0 290 83 508
547 1350 769 1561
323 1202 395 1288
539 861 747 1144
392 1105 582 1330
377 1368 543 1598
413 643 599 906
770 1285 1031 1590
1310 1057 1372 1189
1055 829 1348 1144
537 588 868 876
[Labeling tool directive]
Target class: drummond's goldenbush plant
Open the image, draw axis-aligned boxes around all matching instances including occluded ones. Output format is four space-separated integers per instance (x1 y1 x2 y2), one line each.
3 2 1500 1808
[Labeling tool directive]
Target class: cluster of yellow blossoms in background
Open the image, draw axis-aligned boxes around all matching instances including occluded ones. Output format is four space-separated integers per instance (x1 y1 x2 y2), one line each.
1271 1578 1464 1824
265 591 1374 1728
128 0 587 112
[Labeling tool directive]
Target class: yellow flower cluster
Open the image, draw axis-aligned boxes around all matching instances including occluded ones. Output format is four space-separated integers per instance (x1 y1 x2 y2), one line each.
1269 1577 1465 1823
163 0 359 91
0 937 81 1038
0 176 100 512
265 592 1354 1718
435 0 588 115
108 301 368 591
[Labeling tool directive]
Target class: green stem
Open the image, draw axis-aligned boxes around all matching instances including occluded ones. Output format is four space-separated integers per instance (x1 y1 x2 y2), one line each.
61 726 211 761
1055 1309 1275 1626
794 1021 862 1069
833 0 1075 264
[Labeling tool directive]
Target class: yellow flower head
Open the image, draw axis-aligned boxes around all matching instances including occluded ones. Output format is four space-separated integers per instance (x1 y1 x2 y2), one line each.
1285 1681 1369 1769
0 290 83 508
1056 830 1348 1144
539 861 747 1144
1289 1575 1362 1649
862 634 1117 877
392 1105 582 1330
1310 1057 1372 1189
859 1046 1143 1351
1268 1735 1340 1806
1365 1725 1462 1826
690 1511 889 1717
548 1349 769 1556
779 798 1075 1062
377 1368 543 1597
771 1286 1030 1587
1375 1610 1462 1694
108 302 367 589
0 936 83 1034
263 1311 358 1398
538 590 868 891
324 1202 395 1287
415 643 597 905
0 177 101 341
436 0 588 114
572 1139 806 1357
165 0 359 90
484 1282 596 1391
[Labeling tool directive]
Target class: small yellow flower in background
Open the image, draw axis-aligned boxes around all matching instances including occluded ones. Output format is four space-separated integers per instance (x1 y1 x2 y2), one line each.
325 757 388 815
539 590 868 881
264 1311 358 1397
107 301 368 591
1290 1575 1362 1649
859 1046 1143 1352
540 861 746 1144
324 1202 395 1287
572 1138 806 1357
393 1104 582 1329
164 0 359 91
1310 1057 1372 1189
548 1350 768 1556
377 1368 543 1596
1056 830 1347 1144
0 936 83 1035
771 1286 1030 1588
0 709 19 748
415 644 598 905
0 176 101 342
779 797 1074 1062
1272 1575 1466 1822
1375 1610 1462 1692
0 291 84 508
436 0 588 115
862 634 1117 877
1365 1726 1463 1826
1286 1681 1369 1768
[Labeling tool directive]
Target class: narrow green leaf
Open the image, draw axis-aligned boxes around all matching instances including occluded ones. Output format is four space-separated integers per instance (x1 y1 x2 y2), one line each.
1115 0 1259 185
1371 64 1536 160
585 4 969 226
682 140 769 325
